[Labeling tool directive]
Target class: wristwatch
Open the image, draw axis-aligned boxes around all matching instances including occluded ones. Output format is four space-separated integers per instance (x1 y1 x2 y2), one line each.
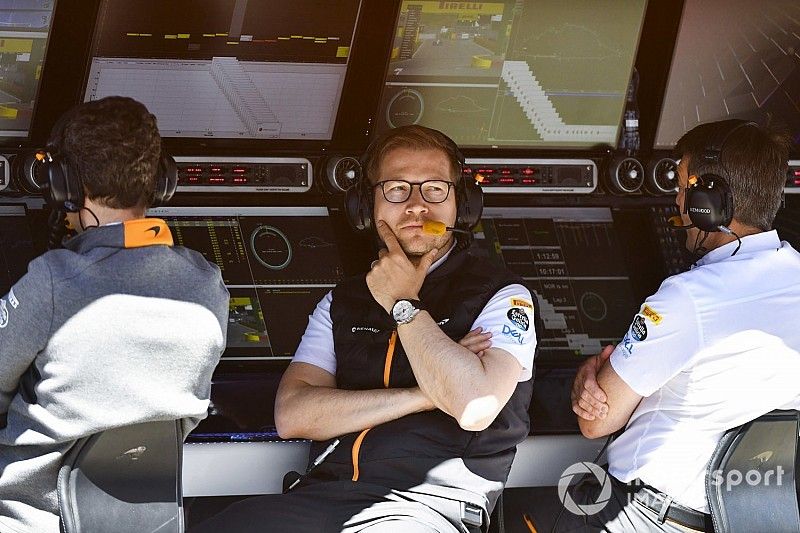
391 299 423 326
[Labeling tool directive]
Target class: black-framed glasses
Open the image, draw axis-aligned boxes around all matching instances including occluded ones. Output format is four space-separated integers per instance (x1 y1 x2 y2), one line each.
373 180 454 203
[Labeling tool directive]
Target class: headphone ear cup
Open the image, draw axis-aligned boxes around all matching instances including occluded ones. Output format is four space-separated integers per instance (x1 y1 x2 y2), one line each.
457 178 483 230
152 151 177 206
345 183 372 232
43 155 82 212
686 174 732 231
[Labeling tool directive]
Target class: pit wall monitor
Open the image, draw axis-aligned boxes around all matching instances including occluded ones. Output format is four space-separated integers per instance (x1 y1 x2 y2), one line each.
376 0 648 149
654 0 800 150
84 0 363 141
475 206 641 365
0 0 58 139
146 206 344 359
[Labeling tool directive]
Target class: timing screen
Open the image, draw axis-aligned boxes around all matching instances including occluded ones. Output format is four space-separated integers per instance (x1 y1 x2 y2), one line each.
148 206 344 359
474 207 639 363
85 0 362 140
377 0 646 148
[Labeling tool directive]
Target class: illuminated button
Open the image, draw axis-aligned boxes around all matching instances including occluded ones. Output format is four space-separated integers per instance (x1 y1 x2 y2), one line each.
521 167 536 175
521 178 536 185
232 167 248 174
207 176 227 184
232 177 249 184
186 176 201 184
498 178 515 184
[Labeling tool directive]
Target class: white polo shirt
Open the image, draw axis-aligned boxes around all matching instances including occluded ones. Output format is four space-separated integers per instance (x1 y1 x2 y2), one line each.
293 248 537 381
607 230 800 512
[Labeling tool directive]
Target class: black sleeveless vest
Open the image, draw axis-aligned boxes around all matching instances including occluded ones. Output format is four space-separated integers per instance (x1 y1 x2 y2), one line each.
306 248 537 512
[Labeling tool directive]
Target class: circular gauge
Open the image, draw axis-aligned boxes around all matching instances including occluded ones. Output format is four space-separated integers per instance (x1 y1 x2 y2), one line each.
580 291 607 322
386 89 424 128
607 155 644 194
249 225 292 270
14 151 49 194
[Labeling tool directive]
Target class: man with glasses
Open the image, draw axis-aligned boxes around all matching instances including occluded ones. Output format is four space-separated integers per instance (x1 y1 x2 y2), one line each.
191 125 538 533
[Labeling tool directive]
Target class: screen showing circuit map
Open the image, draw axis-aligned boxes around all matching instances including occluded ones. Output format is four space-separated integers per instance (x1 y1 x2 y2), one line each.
147 206 343 359
85 0 362 140
377 0 647 148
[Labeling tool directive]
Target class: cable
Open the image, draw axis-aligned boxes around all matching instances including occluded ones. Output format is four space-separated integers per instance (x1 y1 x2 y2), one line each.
79 206 100 231
550 433 614 533
717 226 742 256
46 209 67 250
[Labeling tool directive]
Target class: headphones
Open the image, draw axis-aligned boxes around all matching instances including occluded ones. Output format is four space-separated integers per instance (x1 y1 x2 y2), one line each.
345 129 483 234
683 119 756 232
42 108 177 212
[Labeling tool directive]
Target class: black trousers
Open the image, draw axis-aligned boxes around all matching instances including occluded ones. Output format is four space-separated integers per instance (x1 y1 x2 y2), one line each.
526 474 711 533
188 480 477 533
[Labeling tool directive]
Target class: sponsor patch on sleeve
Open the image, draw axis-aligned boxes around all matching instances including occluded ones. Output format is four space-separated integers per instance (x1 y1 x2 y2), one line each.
641 305 662 325
0 299 8 328
501 324 524 344
630 315 648 341
507 307 529 331
510 297 533 309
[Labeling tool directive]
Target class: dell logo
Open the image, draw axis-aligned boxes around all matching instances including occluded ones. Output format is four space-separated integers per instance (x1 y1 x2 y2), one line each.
689 207 712 214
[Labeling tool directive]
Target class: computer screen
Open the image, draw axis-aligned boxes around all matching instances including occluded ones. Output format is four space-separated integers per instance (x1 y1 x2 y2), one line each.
147 206 344 359
84 0 362 140
0 1 58 139
654 0 800 149
473 207 641 365
376 0 647 149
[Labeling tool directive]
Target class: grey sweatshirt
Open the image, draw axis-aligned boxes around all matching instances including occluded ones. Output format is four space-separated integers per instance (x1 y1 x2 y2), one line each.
0 220 229 533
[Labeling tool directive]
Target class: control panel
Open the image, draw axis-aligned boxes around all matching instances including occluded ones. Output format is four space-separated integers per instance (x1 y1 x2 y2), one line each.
175 157 312 193
786 160 800 193
463 158 596 194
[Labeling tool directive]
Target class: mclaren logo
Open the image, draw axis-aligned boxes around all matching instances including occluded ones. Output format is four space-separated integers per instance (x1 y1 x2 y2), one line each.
146 225 161 237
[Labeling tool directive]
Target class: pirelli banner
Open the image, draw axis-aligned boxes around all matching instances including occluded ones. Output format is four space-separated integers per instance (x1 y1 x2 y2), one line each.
400 1 506 16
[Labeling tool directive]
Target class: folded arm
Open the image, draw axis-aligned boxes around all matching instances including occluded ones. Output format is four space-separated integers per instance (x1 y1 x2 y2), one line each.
398 313 522 431
274 362 433 440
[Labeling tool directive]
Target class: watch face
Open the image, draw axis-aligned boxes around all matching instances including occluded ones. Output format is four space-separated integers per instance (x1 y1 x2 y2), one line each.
393 300 414 321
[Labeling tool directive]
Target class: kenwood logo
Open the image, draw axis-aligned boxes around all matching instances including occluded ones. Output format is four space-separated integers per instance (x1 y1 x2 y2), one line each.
689 207 712 214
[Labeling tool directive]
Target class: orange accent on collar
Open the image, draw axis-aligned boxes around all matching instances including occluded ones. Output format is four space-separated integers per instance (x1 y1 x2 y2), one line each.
123 218 173 248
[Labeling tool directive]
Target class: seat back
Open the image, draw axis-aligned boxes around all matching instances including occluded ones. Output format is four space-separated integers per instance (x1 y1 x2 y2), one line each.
58 420 185 533
706 410 800 533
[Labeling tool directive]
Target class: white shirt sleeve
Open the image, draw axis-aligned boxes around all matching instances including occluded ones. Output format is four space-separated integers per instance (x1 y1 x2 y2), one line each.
610 277 701 397
291 290 337 376
470 283 537 381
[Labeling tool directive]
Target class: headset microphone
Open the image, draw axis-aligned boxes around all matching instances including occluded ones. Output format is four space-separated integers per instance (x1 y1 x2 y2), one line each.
667 215 695 230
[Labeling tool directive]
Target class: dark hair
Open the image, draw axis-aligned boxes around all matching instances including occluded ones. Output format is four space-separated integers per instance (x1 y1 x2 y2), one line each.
50 96 161 209
675 120 793 230
363 125 462 185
